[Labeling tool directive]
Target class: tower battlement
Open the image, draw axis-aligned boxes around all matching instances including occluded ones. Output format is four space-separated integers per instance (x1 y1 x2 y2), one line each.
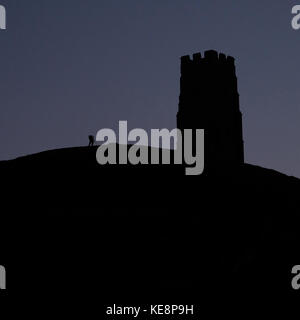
180 50 236 75
181 50 235 65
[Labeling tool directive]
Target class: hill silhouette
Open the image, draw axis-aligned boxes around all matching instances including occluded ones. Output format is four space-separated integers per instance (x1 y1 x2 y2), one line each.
0 145 299 303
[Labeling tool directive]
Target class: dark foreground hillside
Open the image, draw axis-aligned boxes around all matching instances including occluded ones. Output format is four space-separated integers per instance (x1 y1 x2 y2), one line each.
1 146 299 308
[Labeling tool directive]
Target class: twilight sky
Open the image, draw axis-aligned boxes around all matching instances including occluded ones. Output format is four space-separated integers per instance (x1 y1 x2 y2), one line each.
0 0 299 177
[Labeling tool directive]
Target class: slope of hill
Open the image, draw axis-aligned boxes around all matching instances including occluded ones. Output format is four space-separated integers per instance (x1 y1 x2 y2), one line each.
0 146 299 301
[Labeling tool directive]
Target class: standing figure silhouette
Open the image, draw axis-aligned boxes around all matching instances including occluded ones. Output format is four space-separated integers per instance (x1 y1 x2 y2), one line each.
88 135 95 147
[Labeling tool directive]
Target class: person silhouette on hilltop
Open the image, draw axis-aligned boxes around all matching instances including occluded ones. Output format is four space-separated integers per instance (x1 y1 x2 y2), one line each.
88 135 95 147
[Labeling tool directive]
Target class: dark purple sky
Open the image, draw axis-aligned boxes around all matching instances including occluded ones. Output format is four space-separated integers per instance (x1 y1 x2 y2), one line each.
0 0 299 177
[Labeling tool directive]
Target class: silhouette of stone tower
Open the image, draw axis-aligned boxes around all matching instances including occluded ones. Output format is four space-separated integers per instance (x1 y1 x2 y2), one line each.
177 50 244 170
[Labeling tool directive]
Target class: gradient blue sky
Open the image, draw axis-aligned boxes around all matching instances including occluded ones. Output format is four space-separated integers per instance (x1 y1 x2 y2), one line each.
0 0 299 177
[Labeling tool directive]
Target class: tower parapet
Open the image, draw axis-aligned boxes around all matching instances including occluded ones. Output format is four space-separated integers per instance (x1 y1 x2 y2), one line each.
181 50 236 67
